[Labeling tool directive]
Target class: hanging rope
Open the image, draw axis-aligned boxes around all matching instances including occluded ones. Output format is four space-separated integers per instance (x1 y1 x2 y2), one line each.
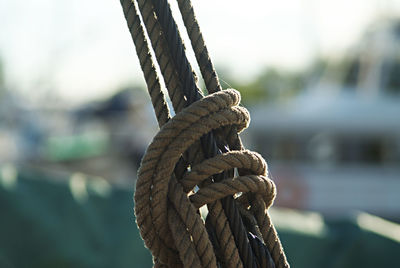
148 1 265 268
119 0 290 267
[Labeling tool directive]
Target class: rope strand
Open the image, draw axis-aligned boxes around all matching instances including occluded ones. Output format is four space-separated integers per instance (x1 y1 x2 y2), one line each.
120 0 170 127
175 0 222 94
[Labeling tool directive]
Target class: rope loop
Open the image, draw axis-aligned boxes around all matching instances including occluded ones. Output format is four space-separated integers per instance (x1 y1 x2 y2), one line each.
135 89 277 267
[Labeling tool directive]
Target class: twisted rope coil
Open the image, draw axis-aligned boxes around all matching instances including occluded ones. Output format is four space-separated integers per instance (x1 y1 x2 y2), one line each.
119 0 289 267
147 2 262 266
135 89 277 267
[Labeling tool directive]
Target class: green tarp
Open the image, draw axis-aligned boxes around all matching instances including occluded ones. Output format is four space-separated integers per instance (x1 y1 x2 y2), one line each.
1 167 399 267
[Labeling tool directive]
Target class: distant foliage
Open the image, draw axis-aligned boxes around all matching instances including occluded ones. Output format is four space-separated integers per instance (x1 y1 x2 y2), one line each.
218 67 308 105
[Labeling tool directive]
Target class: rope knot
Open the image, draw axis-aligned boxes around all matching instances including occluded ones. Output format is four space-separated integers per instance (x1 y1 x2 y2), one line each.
135 89 276 267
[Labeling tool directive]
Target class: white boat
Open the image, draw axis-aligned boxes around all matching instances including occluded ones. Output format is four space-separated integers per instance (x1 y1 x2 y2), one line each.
246 19 400 220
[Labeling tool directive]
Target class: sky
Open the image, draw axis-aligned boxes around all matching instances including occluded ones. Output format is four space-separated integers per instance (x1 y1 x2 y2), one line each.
1 0 400 104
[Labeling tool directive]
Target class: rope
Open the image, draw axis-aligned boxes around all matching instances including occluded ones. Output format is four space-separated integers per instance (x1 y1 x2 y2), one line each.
120 0 170 127
136 0 187 114
119 0 290 267
135 89 273 267
148 1 261 267
175 0 222 94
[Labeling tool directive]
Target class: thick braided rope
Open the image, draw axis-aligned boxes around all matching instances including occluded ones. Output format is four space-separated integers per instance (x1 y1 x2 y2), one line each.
135 0 198 181
119 1 227 266
149 2 261 267
182 148 288 267
119 0 289 267
135 0 208 187
175 0 222 94
135 89 279 268
136 0 187 114
175 0 245 155
175 1 288 266
171 5 265 265
175 0 245 157
151 0 203 104
120 0 170 128
136 89 243 266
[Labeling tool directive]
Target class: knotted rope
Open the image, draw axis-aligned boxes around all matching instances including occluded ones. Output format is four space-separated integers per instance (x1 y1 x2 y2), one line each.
136 89 278 267
119 0 289 267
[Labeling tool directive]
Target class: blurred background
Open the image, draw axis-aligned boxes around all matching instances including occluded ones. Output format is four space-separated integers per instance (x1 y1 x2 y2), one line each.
1 0 400 267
